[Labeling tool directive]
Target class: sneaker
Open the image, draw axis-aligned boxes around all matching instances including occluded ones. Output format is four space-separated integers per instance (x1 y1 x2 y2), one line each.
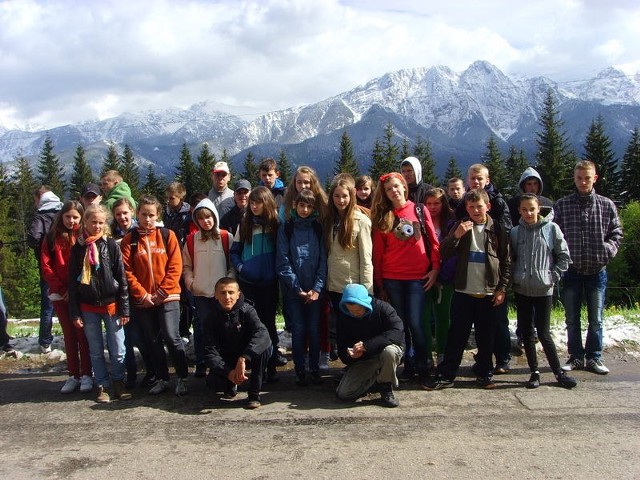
140 373 157 388
494 362 510 375
80 375 94 393
319 352 330 370
274 352 288 367
556 371 577 389
295 372 308 387
419 373 433 390
60 376 80 394
329 345 339 361
476 376 496 389
175 378 188 396
586 358 609 375
561 357 584 372
40 344 52 354
149 379 169 395
181 336 190 345
265 367 279 384
96 385 110 403
309 371 323 385
423 375 454 391
526 372 540 389
379 384 399 408
223 384 238 399
2 343 14 353
113 380 132 400
194 364 207 378
245 393 261 409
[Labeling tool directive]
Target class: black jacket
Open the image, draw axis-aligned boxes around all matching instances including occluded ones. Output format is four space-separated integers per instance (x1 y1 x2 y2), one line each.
27 209 59 267
203 293 272 377
68 237 130 319
455 184 513 232
220 204 245 237
337 298 404 366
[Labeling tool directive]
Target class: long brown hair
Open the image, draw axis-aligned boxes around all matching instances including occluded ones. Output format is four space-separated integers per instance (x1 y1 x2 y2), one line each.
282 166 328 220
370 173 408 232
239 186 279 244
46 200 84 249
325 175 357 251
425 187 454 235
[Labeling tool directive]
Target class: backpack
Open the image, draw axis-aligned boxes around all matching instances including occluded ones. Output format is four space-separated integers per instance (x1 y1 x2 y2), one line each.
186 229 231 270
413 203 433 259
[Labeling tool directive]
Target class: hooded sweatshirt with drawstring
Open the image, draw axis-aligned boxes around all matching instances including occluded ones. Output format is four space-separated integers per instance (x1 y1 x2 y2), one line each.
400 156 433 205
507 167 554 226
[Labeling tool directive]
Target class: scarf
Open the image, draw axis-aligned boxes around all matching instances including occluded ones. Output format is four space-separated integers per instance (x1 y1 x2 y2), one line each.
78 230 103 285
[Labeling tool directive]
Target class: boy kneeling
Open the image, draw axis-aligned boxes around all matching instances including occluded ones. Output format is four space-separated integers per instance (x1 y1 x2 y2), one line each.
204 277 272 409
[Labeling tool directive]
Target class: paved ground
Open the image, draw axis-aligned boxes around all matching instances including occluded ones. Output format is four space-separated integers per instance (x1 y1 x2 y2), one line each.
1 350 639 479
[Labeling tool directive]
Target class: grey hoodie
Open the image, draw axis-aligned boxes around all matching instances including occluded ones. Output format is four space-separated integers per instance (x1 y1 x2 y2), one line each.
510 210 571 297
400 156 432 204
508 167 554 225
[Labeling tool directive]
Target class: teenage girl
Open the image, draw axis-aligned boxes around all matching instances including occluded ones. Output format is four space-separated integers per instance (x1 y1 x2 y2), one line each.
371 172 440 386
41 200 93 394
355 175 374 211
281 166 328 221
68 204 131 403
422 188 456 365
182 198 232 378
121 196 189 397
230 186 281 380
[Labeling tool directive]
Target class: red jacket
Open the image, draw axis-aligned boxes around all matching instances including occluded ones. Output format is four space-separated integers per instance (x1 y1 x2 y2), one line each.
40 236 73 296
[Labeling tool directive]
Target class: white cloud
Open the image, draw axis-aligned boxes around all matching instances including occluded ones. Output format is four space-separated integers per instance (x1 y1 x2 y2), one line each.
0 0 638 129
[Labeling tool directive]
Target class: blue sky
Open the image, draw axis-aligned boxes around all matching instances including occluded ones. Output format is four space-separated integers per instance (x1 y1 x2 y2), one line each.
1 0 638 129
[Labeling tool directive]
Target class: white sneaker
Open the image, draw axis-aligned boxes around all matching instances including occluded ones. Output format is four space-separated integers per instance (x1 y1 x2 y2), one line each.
60 376 80 394
586 358 610 375
149 379 169 395
80 375 94 393
175 378 188 396
40 345 52 354
319 352 330 370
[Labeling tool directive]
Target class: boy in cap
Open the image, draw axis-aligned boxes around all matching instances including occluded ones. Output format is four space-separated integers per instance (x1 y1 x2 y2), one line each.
80 183 103 209
208 161 234 212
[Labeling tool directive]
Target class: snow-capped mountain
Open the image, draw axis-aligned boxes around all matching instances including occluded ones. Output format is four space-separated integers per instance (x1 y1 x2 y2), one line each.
1 60 639 178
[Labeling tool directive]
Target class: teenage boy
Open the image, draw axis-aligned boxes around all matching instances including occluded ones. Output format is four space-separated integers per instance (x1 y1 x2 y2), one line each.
80 183 103 209
258 158 286 208
426 189 510 390
203 277 272 409
400 156 433 204
208 161 234 215
507 167 554 226
455 164 513 374
336 283 404 408
447 177 465 210
101 170 136 212
554 160 623 374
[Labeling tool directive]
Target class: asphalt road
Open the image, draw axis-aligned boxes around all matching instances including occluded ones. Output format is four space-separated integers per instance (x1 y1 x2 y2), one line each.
1 353 639 480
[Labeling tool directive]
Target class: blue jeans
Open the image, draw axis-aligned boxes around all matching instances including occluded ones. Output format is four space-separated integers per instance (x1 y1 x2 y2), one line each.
561 269 607 361
81 310 126 387
383 279 429 374
287 295 321 373
38 278 54 347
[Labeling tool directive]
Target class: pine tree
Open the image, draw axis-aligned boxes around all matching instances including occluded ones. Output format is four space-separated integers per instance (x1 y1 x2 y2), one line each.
101 143 121 175
401 138 411 159
535 89 576 200
9 155 37 247
334 130 359 178
482 135 507 192
37 136 66 198
194 143 216 195
583 115 619 199
277 149 292 186
141 165 166 203
442 156 463 185
368 138 386 180
175 143 198 199
413 136 438 186
242 151 259 187
620 127 640 203
369 123 399 180
503 145 529 198
120 144 140 200
69 144 94 200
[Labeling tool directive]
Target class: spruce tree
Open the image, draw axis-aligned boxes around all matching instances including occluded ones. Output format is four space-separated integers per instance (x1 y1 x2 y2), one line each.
69 144 94 200
368 138 386 181
620 127 640 203
503 145 529 198
195 143 216 195
175 143 198 199
141 165 166 203
9 155 37 246
242 151 259 187
37 136 66 198
535 89 575 200
482 135 507 192
401 138 411 159
120 144 140 200
442 156 463 185
583 115 619 199
101 143 121 175
413 136 438 186
277 149 292 186
334 130 359 178
369 123 399 180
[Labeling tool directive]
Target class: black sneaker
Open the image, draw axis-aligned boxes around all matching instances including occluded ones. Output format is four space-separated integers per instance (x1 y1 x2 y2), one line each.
379 383 399 408
476 376 496 389
494 362 510 375
223 384 238 399
194 364 207 378
419 373 433 390
423 375 454 391
526 372 540 389
556 372 577 389
561 357 584 372
309 371 323 385
274 352 288 367
245 393 261 409
140 373 157 388
329 345 339 361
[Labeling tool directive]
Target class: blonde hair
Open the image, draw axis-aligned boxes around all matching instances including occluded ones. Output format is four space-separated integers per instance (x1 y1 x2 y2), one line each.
101 170 122 183
165 181 187 199
83 204 112 237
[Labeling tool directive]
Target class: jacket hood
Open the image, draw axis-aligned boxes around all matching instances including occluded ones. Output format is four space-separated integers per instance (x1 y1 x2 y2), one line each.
518 167 544 195
401 156 422 185
340 283 373 317
519 208 555 229
38 191 63 211
193 198 220 233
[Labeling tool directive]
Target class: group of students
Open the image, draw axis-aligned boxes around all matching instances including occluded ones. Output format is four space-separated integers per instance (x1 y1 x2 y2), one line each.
26 154 622 409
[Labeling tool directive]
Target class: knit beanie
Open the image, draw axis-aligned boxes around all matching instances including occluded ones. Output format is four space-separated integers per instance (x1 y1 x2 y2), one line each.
340 284 373 317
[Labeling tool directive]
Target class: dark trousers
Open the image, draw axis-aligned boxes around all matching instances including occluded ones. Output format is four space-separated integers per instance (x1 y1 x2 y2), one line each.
206 347 271 395
239 280 279 365
515 293 561 374
124 314 155 377
438 292 497 380
493 299 512 366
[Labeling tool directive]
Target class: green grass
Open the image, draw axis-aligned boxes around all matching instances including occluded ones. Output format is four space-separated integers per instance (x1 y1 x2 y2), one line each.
7 320 63 339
